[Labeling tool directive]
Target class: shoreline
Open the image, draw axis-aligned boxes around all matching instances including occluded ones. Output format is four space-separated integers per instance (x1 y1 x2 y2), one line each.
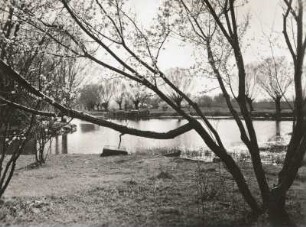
91 113 295 121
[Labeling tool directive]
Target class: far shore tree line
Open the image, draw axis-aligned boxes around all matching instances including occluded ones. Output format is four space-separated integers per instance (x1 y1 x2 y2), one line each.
78 57 295 119
78 67 195 111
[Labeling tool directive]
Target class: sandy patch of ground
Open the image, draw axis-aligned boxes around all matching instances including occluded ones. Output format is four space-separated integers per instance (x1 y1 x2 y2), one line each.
0 154 305 226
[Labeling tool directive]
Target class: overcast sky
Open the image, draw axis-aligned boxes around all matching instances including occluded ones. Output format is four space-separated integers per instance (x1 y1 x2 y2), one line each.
129 0 289 70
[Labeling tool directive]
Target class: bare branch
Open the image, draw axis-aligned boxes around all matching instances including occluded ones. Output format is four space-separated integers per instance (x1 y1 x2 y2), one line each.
0 96 56 117
283 0 297 62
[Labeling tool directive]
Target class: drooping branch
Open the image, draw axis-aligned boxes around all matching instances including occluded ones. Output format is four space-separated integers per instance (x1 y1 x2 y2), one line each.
0 60 193 140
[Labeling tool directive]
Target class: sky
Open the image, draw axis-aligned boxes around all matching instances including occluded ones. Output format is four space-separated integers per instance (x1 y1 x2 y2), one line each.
129 0 289 70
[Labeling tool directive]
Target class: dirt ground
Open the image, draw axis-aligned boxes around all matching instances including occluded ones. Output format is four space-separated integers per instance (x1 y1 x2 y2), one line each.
0 154 305 226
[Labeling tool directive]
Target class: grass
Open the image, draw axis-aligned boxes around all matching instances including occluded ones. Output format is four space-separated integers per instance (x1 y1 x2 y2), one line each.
0 153 305 226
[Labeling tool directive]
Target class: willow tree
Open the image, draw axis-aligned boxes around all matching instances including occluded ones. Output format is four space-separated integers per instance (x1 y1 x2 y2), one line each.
112 78 127 110
257 57 293 120
98 79 115 111
0 0 305 225
244 63 261 112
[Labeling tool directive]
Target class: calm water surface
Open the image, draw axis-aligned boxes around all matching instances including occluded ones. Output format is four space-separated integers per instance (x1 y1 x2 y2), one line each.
51 118 292 155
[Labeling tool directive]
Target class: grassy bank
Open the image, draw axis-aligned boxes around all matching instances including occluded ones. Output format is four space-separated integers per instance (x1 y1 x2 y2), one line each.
1 154 305 226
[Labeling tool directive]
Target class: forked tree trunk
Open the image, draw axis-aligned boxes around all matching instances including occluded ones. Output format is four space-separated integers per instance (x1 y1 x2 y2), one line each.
267 189 295 226
192 123 262 214
246 96 254 111
116 99 123 110
118 102 122 110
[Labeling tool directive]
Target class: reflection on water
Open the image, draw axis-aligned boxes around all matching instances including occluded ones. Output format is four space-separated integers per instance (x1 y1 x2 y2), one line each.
53 135 68 154
62 134 68 154
55 136 59 155
267 120 289 144
48 119 293 158
80 123 98 133
276 120 280 137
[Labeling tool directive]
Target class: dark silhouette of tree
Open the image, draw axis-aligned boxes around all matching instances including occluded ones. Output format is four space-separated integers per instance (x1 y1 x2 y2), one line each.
79 84 100 111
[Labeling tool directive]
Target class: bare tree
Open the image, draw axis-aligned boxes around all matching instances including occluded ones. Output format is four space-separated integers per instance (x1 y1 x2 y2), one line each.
164 67 195 108
0 0 305 225
258 57 293 119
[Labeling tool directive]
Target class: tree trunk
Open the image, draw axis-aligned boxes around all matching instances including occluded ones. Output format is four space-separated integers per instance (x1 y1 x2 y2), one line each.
134 100 139 110
102 102 109 111
275 96 281 121
275 120 280 137
246 96 254 111
192 122 262 214
268 189 295 226
62 134 68 154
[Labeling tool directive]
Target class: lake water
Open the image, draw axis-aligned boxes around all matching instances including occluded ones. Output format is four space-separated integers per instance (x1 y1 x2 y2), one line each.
50 118 293 157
